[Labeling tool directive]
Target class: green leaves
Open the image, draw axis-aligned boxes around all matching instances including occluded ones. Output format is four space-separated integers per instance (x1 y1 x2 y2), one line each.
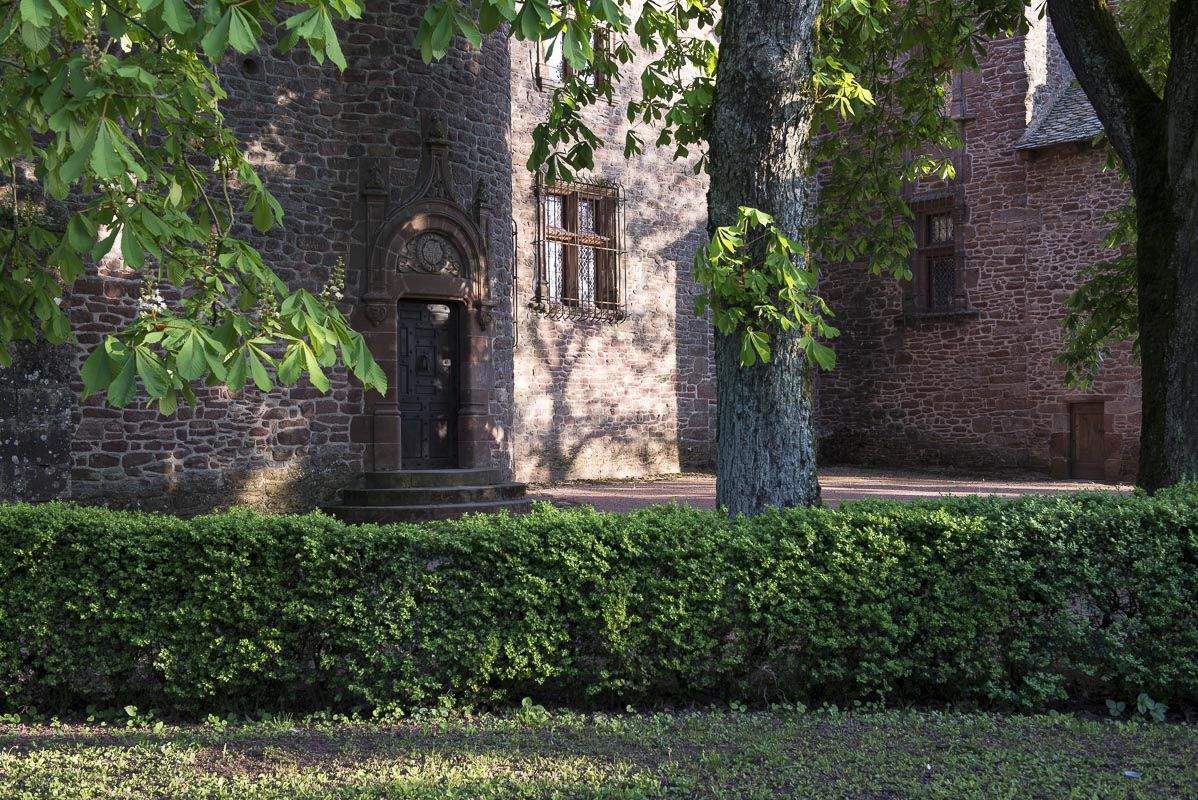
200 9 232 60
1057 202 1139 388
76 278 386 411
161 0 193 34
17 0 56 50
92 119 144 180
5 490 1197 713
281 4 356 69
409 0 1031 376
695 207 839 368
81 344 115 399
174 330 208 381
2 0 381 413
227 6 261 54
19 0 53 28
417 1 497 62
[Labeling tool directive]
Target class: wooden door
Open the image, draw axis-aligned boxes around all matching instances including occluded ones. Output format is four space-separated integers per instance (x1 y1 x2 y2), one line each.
1069 402 1105 480
397 301 459 468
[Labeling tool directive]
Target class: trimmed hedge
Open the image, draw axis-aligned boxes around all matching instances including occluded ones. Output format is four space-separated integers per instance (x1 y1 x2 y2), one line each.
1 488 1196 715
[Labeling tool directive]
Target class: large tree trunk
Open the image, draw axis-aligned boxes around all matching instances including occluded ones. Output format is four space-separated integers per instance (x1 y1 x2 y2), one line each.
1134 186 1181 492
1162 183 1198 489
707 0 821 514
1162 1 1198 488
1048 0 1198 491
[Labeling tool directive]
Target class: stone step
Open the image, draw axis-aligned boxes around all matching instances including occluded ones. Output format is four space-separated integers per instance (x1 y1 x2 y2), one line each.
358 469 505 489
324 498 533 524
340 483 526 507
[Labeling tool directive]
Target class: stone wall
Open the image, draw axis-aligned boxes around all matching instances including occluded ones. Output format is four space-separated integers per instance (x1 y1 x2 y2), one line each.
507 25 713 483
818 26 1137 480
1 12 1140 507
0 341 74 503
1023 144 1138 478
3 2 515 512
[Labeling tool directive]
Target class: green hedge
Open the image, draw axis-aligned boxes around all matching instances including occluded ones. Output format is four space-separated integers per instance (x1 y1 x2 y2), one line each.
1 488 1196 715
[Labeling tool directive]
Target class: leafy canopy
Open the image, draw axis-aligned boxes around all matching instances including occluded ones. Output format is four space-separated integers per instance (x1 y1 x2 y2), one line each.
0 0 386 413
418 0 1027 365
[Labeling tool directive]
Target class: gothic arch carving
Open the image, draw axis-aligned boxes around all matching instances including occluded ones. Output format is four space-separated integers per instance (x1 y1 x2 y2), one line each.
353 116 498 471
365 200 489 321
394 231 464 276
359 116 493 326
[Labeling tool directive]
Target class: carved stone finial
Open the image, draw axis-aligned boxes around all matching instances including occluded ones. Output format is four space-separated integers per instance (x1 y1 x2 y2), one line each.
427 114 448 144
401 115 458 207
364 301 389 326
361 157 387 196
474 298 498 330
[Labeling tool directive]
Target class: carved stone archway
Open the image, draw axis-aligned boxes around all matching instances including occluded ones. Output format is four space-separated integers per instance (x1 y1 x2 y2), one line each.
353 118 497 471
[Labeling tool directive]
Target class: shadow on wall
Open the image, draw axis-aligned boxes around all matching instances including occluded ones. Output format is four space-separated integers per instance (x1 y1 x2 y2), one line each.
518 312 678 483
670 222 715 471
514 169 720 481
69 374 364 516
0 341 75 502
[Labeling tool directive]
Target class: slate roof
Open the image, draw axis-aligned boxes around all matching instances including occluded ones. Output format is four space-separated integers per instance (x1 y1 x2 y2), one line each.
1016 83 1105 151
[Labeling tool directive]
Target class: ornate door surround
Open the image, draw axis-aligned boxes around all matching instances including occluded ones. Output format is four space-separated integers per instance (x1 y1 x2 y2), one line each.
354 117 497 471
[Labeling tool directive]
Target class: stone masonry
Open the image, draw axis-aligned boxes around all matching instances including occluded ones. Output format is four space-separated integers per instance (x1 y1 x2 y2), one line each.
507 29 712 483
3 1 516 512
0 10 1138 511
818 12 1137 480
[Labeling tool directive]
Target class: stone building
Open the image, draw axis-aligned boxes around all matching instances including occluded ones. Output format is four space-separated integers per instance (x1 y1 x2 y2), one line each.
0 7 1135 514
819 12 1136 482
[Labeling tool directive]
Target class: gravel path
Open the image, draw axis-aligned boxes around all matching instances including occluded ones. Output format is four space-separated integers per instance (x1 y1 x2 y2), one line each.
531 466 1130 512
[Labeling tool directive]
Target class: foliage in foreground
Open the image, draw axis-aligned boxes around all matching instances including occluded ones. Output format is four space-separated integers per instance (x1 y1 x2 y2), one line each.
0 488 1196 716
0 0 386 410
1055 0 1167 387
2 709 1197 799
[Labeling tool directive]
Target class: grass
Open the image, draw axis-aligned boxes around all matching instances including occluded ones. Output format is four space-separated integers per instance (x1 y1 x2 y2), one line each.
1 708 1196 799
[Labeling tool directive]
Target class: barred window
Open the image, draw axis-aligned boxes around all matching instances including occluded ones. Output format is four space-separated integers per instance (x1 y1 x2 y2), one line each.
534 178 625 322
912 203 963 312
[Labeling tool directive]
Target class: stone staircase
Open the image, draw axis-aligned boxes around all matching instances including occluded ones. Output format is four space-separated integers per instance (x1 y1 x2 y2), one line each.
323 468 532 523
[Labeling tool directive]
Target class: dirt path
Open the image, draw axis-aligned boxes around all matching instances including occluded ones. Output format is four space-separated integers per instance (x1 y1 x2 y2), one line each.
531 466 1130 512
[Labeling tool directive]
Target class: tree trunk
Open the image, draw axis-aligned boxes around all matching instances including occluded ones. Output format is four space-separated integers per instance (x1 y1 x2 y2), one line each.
707 0 821 514
1161 173 1198 489
1133 188 1180 492
1161 1 1198 488
1048 0 1198 491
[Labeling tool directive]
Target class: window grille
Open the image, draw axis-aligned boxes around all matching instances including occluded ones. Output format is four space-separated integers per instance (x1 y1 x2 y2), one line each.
927 253 957 310
912 202 964 312
532 176 626 322
927 211 953 246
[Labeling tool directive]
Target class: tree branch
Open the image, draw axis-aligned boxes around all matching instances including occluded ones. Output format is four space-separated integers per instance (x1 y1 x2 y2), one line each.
101 0 165 51
1 163 19 276
1046 0 1165 187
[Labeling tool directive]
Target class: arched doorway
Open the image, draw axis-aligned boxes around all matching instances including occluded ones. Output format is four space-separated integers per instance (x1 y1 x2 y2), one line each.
352 119 498 472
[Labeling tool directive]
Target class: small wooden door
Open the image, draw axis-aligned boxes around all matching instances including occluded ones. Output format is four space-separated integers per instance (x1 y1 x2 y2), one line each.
397 301 459 468
1069 402 1106 480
